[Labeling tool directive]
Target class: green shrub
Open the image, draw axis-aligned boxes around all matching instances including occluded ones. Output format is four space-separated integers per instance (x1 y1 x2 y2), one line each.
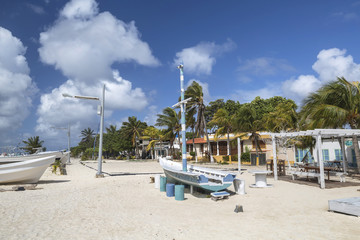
241 152 250 163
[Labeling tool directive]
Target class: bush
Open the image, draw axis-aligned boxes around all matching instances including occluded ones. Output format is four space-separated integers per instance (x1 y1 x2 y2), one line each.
241 152 250 163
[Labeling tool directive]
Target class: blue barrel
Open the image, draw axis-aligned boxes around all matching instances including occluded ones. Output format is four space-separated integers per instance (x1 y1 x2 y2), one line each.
175 185 185 201
160 176 167 192
166 183 175 197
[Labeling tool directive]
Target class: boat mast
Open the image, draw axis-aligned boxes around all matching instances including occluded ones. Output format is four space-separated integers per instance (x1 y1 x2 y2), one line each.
178 64 187 172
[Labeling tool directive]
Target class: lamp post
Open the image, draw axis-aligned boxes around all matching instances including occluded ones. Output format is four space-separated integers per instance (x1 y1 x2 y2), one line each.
62 84 105 178
51 123 71 164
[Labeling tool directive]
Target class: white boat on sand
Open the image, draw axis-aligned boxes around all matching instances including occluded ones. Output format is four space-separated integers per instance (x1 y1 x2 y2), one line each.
160 157 235 192
0 150 69 165
0 155 56 184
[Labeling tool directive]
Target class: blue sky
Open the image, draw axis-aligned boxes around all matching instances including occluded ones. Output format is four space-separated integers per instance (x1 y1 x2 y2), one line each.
1 0 360 151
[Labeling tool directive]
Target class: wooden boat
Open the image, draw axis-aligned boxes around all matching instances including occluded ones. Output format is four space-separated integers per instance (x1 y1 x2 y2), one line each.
0 155 56 184
0 150 69 165
159 157 235 192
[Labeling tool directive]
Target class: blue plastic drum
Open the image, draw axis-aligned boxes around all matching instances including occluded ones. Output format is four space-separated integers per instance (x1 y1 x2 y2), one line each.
175 185 185 201
166 183 175 197
160 176 167 192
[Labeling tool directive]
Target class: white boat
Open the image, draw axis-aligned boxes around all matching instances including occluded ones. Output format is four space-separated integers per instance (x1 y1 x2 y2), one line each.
159 65 235 192
0 150 69 165
0 155 56 184
159 157 235 192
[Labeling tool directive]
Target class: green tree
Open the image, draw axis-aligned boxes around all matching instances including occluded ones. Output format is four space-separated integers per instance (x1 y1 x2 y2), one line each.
300 77 360 172
103 125 119 158
184 81 214 162
143 126 159 159
22 136 44 154
121 116 147 158
233 104 263 165
224 99 241 116
79 127 95 149
155 107 180 156
263 101 298 132
205 99 225 123
209 108 234 156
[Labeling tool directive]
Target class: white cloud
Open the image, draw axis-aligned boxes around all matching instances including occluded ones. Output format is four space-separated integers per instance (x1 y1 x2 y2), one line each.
0 27 37 143
281 48 360 105
27 4 45 15
174 39 235 75
60 0 98 19
39 0 160 83
144 105 159 126
36 0 159 147
282 75 321 103
312 48 360 82
238 57 295 76
35 71 149 141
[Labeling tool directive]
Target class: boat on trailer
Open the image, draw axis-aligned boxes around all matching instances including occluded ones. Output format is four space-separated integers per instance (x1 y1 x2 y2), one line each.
0 155 56 184
159 157 235 192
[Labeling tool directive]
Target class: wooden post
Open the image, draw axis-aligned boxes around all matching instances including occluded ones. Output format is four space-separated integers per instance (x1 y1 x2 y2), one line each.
237 137 241 174
316 133 325 189
341 136 347 173
272 135 278 181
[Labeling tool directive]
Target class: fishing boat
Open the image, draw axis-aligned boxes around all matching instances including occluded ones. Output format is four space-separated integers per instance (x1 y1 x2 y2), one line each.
0 155 56 184
158 64 235 192
0 150 69 165
159 157 235 192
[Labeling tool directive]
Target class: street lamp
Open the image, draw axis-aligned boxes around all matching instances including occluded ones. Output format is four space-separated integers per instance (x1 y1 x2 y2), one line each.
62 84 105 178
51 123 71 164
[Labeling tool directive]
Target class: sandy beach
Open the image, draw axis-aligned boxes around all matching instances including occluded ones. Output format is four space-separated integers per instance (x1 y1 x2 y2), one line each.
1 159 360 240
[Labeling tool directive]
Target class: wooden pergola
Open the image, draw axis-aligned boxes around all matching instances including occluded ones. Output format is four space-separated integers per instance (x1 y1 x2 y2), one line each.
271 129 360 189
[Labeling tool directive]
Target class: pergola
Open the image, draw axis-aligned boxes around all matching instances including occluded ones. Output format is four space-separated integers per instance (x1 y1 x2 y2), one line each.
271 129 360 189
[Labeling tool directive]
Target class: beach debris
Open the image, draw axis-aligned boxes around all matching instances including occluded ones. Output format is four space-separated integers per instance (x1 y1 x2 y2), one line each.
210 191 230 201
13 186 25 191
149 176 155 183
234 205 244 213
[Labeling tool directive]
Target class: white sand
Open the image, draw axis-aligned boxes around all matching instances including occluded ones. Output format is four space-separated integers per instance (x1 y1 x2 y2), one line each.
1 158 360 240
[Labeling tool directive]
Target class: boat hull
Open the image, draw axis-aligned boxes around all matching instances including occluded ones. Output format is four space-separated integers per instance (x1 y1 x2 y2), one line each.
0 155 56 184
159 157 234 192
0 151 69 165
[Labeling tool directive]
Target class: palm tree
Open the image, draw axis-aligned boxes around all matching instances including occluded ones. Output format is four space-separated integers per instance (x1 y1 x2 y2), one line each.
233 104 264 165
121 116 147 158
22 136 44 154
186 108 197 161
263 102 298 133
209 108 234 156
155 107 180 157
106 125 117 134
143 126 159 159
300 77 360 172
80 127 95 147
184 81 214 162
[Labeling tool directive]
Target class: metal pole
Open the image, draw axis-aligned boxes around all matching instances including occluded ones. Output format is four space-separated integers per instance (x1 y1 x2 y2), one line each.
96 84 105 177
237 137 241 174
178 64 187 172
67 123 71 164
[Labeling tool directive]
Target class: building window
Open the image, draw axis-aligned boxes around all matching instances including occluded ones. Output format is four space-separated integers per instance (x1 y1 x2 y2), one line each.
334 149 343 161
322 149 329 161
296 149 312 162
